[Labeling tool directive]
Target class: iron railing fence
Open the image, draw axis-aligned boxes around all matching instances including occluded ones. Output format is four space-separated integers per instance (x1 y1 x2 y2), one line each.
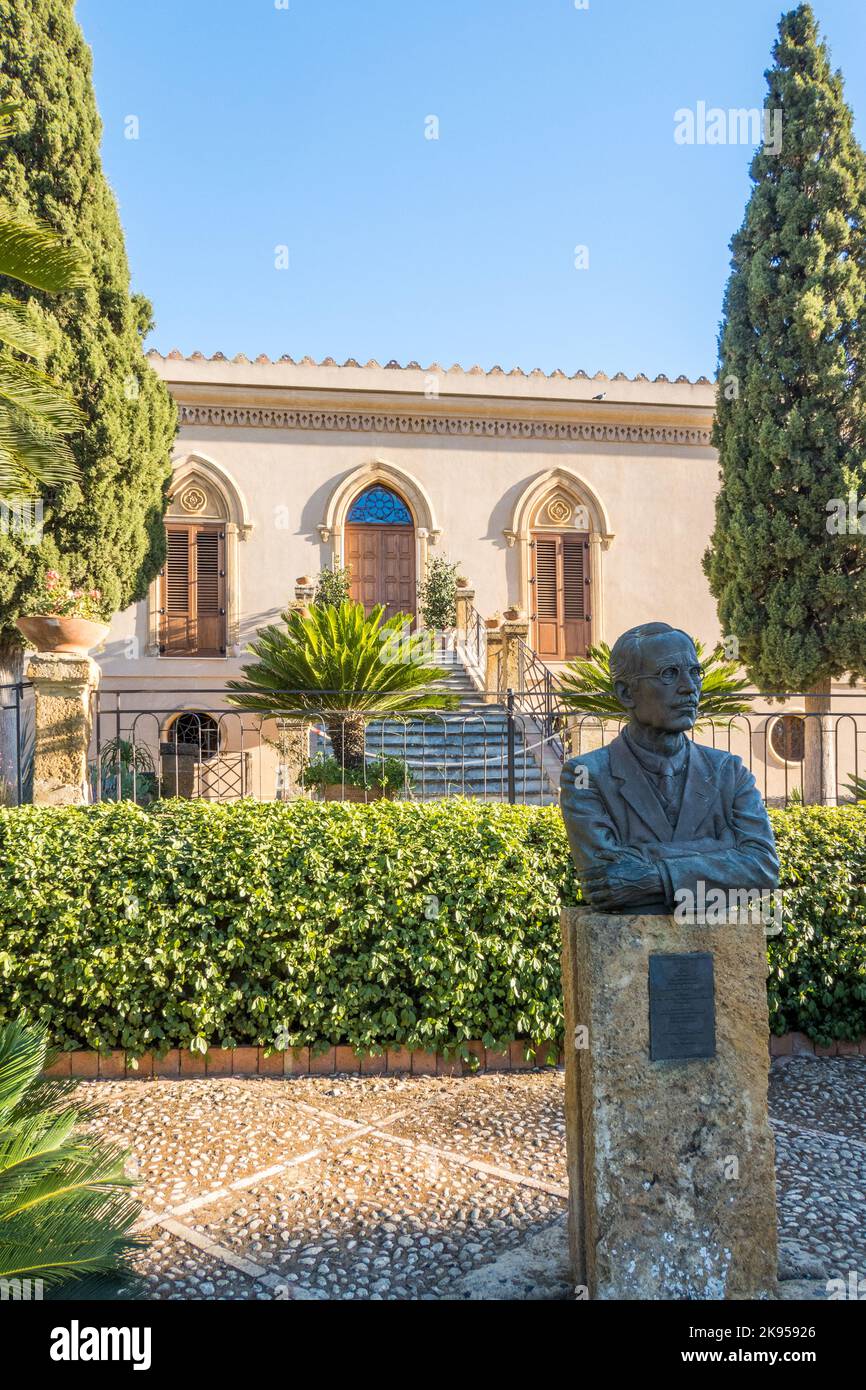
0 681 31 807
87 687 866 809
91 688 560 806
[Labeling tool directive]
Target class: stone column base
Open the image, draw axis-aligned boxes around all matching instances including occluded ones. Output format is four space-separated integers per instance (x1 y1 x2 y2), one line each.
561 906 778 1300
26 652 100 807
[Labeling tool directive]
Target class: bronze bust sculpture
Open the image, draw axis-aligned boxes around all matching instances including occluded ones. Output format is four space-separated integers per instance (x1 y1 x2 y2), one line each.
560 622 779 913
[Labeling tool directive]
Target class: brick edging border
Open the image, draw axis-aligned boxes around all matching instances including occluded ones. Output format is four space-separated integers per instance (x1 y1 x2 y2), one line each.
44 1033 866 1079
770 1031 866 1058
45 1040 565 1081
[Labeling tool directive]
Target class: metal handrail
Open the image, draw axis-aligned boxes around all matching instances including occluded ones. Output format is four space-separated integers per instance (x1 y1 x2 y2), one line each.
461 599 487 686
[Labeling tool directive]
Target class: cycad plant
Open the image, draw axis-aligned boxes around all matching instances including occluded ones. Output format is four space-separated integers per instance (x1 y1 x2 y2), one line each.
558 639 751 725
0 1021 142 1297
0 101 87 494
227 600 456 767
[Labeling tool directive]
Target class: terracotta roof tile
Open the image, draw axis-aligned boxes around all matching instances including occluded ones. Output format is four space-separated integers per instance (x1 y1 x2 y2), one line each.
146 350 712 385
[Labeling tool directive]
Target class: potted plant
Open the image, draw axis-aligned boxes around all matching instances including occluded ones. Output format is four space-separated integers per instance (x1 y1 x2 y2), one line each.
417 555 459 631
16 569 109 655
226 599 457 793
91 737 158 805
503 605 521 621
300 752 413 802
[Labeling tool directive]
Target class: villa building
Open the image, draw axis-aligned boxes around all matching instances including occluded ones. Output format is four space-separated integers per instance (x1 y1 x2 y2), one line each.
92 352 848 802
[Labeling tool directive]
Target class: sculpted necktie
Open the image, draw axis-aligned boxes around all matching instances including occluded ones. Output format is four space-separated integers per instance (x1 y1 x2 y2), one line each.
657 761 679 825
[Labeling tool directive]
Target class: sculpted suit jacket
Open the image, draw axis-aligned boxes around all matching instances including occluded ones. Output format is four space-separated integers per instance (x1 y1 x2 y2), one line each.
560 733 780 909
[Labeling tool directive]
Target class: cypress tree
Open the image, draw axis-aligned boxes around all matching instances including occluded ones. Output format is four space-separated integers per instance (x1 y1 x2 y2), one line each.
703 3 866 801
0 0 175 663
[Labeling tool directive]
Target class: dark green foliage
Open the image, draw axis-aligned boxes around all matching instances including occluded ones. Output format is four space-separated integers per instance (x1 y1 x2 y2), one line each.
768 805 866 1044
0 800 576 1056
299 752 413 792
1 800 865 1053
313 565 352 607
0 0 176 641
704 4 866 691
417 555 458 630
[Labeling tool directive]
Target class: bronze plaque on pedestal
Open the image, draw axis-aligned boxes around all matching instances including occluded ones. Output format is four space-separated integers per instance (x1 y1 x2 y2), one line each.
649 951 716 1061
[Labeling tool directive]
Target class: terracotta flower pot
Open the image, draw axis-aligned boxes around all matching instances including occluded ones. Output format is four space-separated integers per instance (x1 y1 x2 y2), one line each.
320 783 396 802
485 617 501 630
456 577 469 589
295 576 312 586
503 607 520 621
16 615 110 655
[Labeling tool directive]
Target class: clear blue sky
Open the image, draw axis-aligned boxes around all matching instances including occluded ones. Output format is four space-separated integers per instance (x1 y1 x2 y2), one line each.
75 0 866 380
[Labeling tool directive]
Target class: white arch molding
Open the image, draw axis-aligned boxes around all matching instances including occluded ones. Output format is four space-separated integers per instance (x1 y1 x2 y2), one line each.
505 467 615 648
318 459 441 599
147 452 253 657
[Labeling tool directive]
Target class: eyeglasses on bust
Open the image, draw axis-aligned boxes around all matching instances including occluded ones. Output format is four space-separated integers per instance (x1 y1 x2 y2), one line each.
630 663 704 686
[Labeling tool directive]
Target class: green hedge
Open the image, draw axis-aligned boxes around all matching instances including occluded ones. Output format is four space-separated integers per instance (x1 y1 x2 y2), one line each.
767 806 866 1044
0 800 864 1056
0 800 577 1057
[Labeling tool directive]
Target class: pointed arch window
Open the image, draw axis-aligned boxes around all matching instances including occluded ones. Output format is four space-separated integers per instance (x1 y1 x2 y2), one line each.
347 485 413 525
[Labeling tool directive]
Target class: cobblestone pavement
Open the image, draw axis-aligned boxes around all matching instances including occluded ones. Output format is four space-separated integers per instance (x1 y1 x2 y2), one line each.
77 1056 865 1300
771 1057 866 1288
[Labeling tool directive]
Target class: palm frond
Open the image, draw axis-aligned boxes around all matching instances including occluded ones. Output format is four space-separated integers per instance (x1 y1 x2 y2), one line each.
0 1021 46 1117
0 214 88 293
0 102 26 141
227 600 458 717
0 1022 143 1292
0 294 49 360
0 406 80 493
0 354 84 433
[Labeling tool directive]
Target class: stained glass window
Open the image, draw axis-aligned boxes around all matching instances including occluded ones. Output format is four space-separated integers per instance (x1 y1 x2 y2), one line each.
347 485 413 525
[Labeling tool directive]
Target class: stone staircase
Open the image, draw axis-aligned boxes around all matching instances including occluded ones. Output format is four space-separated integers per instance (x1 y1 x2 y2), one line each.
361 646 559 804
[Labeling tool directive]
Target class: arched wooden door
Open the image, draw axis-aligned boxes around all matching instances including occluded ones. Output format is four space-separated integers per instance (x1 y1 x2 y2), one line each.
345 484 416 624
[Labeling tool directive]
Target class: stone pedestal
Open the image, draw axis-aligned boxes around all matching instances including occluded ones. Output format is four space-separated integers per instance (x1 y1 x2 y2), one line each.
26 653 100 806
454 585 475 638
484 626 504 703
561 906 778 1300
501 618 530 691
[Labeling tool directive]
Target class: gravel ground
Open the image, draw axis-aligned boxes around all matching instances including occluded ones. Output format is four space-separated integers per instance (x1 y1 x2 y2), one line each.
76 1057 865 1301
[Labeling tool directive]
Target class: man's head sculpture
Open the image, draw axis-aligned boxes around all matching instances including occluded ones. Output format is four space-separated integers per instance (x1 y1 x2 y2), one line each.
559 621 779 914
609 622 702 735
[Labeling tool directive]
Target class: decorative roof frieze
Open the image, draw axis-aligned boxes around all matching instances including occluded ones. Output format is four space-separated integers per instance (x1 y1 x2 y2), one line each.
177 402 711 447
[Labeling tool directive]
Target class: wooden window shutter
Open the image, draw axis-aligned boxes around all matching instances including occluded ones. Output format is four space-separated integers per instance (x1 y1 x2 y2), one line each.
533 537 560 658
562 538 585 621
562 536 589 657
160 525 226 656
194 529 226 655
